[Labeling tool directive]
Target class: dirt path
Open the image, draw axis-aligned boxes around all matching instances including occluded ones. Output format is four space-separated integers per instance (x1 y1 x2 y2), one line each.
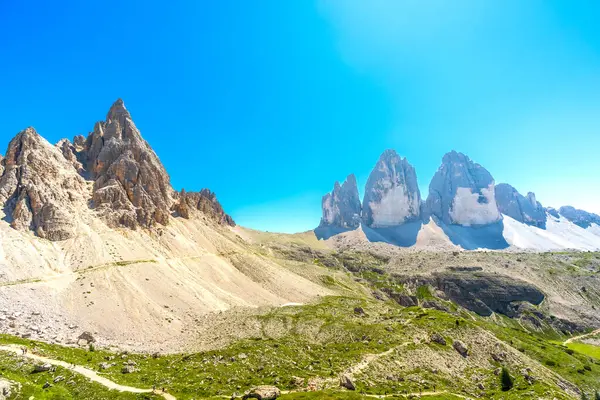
563 328 600 345
364 390 468 398
0 344 176 400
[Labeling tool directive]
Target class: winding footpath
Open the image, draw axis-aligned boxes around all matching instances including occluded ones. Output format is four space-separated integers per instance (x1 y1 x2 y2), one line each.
563 328 600 345
0 344 176 400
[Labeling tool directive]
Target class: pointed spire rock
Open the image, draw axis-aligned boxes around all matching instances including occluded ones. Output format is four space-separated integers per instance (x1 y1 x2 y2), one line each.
319 174 361 230
72 99 173 229
495 183 546 228
426 151 501 226
0 127 88 240
362 150 421 227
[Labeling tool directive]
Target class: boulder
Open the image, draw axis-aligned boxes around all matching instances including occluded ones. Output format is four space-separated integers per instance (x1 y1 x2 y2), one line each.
121 365 136 374
430 333 447 346
339 374 356 390
77 331 96 344
452 340 469 357
33 363 53 373
362 150 421 227
242 385 281 399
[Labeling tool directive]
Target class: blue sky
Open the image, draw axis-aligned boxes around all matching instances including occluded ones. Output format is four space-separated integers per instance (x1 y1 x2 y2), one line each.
1 1 599 233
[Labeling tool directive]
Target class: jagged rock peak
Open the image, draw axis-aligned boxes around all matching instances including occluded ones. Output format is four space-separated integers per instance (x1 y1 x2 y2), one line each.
362 149 420 227
319 174 361 229
558 206 600 229
76 99 173 229
0 127 88 240
495 183 546 228
173 188 235 226
426 151 501 226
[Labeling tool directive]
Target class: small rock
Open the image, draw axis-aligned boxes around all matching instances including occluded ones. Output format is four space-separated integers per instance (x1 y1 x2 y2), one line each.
353 307 365 315
42 382 51 389
430 333 447 346
53 376 65 383
339 374 355 391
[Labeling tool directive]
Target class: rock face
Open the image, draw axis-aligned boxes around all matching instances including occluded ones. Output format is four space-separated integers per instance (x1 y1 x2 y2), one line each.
0 128 88 240
495 184 547 228
362 150 421 227
173 189 235 226
426 151 501 226
56 138 85 175
559 206 600 228
396 271 545 317
75 99 173 229
319 174 361 229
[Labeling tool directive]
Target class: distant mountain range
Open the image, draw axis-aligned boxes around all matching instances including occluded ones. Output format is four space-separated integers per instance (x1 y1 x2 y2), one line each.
316 149 600 250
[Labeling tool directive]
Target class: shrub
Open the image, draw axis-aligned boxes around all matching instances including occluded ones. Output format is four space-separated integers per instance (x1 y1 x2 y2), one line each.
545 359 557 367
500 367 514 392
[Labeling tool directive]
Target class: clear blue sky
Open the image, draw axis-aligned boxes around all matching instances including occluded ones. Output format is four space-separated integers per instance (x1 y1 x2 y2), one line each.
1 1 599 233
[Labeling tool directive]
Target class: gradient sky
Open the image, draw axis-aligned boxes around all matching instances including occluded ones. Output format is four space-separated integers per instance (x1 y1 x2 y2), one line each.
1 1 599 233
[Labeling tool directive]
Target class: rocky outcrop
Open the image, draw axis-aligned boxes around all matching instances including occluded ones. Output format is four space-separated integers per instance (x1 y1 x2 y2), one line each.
75 99 173 229
0 128 88 240
56 139 84 174
558 206 600 229
173 189 235 226
0 154 4 176
426 151 501 226
362 150 421 227
319 174 361 229
395 271 545 317
495 183 547 228
545 207 560 219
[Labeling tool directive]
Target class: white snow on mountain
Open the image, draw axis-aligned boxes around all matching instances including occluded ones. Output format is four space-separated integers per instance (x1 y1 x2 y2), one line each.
449 185 501 226
368 185 417 227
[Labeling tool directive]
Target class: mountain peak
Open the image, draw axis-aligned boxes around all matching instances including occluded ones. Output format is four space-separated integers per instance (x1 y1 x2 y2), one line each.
427 152 500 226
319 174 362 230
106 98 130 122
362 150 421 227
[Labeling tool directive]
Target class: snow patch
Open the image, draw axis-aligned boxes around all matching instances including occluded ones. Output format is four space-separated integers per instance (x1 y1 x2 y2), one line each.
369 185 416 227
450 185 500 226
502 215 600 251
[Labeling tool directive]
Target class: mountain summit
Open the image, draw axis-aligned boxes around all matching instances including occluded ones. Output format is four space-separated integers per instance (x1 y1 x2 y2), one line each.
362 149 421 228
426 151 501 226
0 100 233 240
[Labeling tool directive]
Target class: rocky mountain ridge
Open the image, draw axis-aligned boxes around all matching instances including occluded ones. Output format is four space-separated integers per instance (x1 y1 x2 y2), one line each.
0 99 234 241
318 149 600 250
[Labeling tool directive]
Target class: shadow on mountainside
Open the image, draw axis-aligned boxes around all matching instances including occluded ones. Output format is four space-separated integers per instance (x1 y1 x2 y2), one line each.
362 221 423 247
314 225 354 240
433 216 510 250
